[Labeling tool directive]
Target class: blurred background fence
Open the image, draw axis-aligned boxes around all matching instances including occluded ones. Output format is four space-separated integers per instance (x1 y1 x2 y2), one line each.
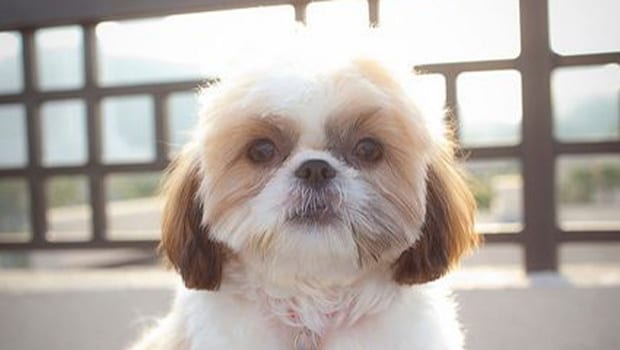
0 0 619 272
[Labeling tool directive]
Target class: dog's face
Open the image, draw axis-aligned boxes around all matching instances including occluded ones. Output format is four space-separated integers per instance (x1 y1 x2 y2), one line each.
161 56 478 290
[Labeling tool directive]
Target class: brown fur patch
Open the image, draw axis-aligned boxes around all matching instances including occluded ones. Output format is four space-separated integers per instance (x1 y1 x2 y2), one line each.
159 152 229 290
393 142 479 284
348 58 479 282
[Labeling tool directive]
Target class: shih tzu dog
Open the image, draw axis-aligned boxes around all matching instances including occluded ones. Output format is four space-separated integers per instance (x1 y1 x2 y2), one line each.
131 45 478 350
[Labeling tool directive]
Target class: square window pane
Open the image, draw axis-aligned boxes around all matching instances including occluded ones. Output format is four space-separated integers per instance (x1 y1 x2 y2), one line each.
0 104 27 169
380 0 520 64
96 5 295 86
0 179 31 242
41 99 88 166
46 176 91 241
465 159 523 233
306 0 369 34
457 70 522 146
552 65 620 142
102 95 155 163
549 0 620 55
168 91 199 156
0 31 24 94
105 172 162 240
557 155 620 231
35 26 84 90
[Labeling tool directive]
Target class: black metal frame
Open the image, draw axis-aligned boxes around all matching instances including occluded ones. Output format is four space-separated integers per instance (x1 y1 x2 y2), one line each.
0 0 618 272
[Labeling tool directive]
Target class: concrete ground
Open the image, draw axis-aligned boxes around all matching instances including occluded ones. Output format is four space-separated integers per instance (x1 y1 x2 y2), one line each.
1 245 619 350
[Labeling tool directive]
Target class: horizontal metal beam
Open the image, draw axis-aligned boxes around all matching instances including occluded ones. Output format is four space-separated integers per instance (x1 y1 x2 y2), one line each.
0 162 169 178
0 80 208 104
0 240 158 250
553 52 620 68
0 0 315 30
460 145 521 160
416 52 620 76
481 233 522 244
555 141 620 155
559 230 620 242
416 59 518 76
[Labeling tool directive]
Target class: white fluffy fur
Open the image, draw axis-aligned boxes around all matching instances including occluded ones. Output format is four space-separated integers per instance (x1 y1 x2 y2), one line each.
134 279 463 350
131 35 472 350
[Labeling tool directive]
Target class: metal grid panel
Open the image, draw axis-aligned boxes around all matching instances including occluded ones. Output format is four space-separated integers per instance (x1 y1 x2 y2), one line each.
0 0 619 272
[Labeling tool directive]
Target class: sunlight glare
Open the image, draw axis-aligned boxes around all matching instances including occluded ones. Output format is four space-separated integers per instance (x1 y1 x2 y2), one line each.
380 0 521 64
306 0 369 35
95 5 296 84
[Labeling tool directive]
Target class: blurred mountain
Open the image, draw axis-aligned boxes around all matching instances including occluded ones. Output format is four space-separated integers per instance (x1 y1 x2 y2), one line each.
556 97 619 141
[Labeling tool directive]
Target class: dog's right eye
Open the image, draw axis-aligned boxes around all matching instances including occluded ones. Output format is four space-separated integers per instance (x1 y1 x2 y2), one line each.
353 137 383 163
248 139 277 164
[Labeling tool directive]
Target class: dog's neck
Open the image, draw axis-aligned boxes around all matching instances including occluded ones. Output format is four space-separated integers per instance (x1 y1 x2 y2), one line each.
257 276 398 350
223 261 399 340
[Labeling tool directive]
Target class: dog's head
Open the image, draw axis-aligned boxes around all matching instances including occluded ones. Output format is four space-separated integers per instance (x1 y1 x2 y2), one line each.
160 53 478 290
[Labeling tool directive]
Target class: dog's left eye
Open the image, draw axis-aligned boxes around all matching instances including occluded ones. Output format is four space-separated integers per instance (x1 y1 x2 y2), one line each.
248 138 277 163
353 138 383 163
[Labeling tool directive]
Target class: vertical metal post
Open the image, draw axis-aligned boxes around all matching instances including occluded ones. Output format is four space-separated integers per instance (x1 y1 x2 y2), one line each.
22 28 47 243
368 0 379 27
83 22 106 242
154 92 170 164
294 1 306 24
519 0 558 271
444 71 461 143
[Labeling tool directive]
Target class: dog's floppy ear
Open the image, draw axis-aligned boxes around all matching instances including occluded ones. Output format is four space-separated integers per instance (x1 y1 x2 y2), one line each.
393 144 479 284
159 151 227 290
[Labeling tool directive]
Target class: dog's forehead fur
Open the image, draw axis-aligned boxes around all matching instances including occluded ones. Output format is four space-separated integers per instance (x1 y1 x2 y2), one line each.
197 57 433 170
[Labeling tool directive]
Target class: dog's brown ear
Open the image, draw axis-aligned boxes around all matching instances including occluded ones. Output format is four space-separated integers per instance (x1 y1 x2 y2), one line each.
393 145 479 284
159 152 227 290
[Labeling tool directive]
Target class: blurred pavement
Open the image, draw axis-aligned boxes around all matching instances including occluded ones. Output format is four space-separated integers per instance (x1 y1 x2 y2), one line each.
1 246 620 350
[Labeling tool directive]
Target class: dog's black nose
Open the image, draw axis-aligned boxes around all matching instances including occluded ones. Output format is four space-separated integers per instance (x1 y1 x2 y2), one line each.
294 159 336 186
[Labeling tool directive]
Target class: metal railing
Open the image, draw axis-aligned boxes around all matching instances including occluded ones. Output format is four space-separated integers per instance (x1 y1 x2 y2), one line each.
0 0 618 272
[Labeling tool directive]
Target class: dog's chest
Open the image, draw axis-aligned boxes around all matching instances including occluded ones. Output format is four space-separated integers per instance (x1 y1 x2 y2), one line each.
180 286 463 350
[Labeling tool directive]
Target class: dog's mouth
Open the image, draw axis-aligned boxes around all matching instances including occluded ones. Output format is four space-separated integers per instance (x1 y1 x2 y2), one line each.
286 187 342 226
287 191 341 226
289 204 338 225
